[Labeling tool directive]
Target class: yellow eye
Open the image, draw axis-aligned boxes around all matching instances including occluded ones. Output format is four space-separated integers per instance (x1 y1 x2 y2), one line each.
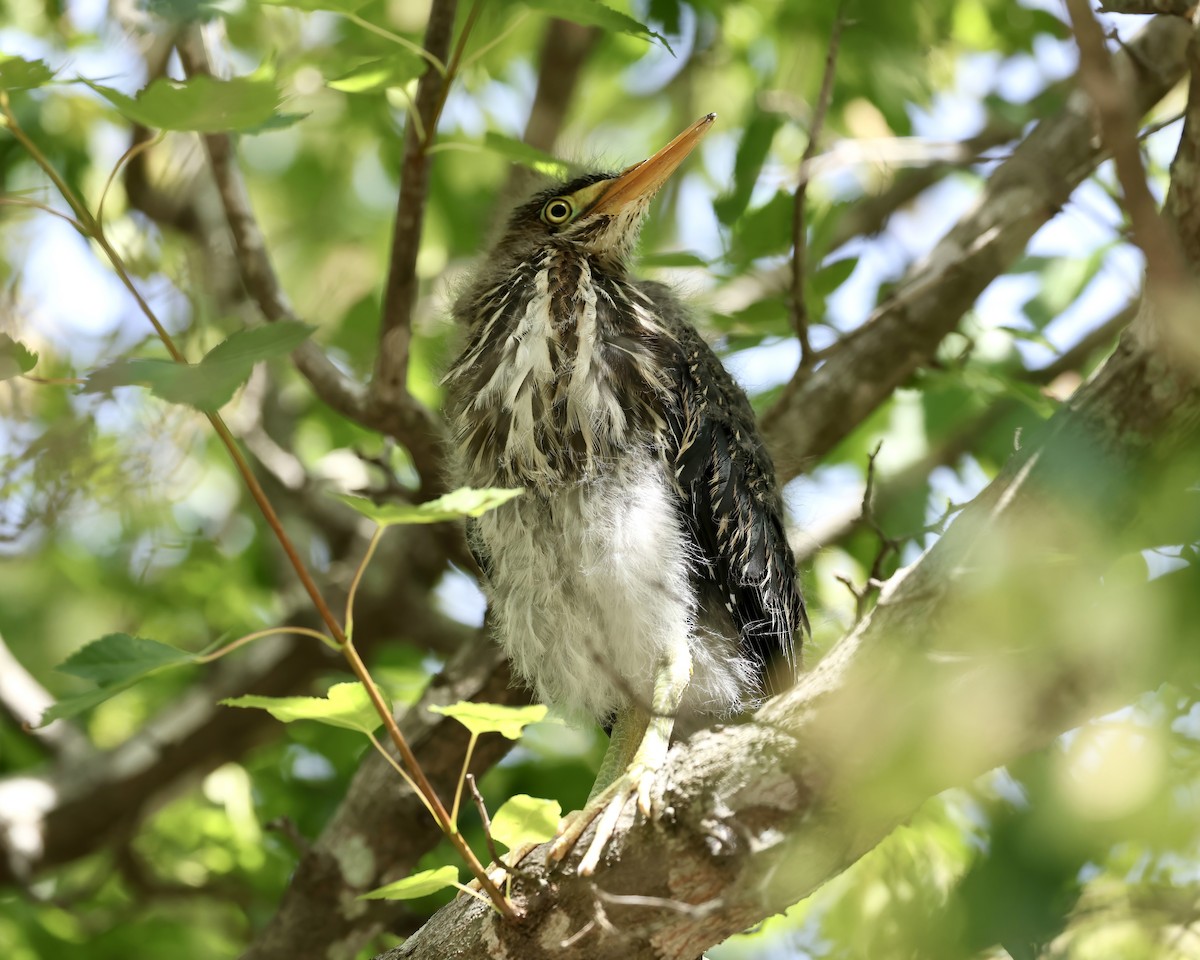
541 197 574 225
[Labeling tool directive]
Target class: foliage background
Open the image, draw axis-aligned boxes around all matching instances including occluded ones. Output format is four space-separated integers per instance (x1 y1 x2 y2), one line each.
1 0 1198 957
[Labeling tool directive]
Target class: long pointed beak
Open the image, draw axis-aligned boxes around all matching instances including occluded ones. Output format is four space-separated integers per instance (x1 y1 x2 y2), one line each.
588 113 716 217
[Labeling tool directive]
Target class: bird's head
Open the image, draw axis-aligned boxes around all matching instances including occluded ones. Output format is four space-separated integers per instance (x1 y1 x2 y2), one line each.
491 113 716 275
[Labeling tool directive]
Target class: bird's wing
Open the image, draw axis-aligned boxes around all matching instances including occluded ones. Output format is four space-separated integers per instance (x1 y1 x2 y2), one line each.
637 283 807 688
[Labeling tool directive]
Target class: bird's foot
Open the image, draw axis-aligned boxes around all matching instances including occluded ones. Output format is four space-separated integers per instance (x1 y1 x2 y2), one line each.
546 761 658 876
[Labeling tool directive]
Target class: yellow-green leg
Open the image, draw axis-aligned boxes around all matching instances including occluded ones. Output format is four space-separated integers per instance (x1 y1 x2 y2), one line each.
548 643 692 875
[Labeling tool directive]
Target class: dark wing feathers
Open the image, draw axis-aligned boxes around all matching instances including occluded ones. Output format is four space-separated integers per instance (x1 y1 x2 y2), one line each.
637 282 807 689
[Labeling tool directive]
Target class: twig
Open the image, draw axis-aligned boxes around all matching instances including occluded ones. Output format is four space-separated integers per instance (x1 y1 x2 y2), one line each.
790 7 848 366
465 773 503 871
1066 0 1189 295
265 816 312 856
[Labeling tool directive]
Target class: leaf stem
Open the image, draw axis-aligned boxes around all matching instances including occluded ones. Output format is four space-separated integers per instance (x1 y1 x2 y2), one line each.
345 525 385 642
450 731 478 829
194 626 335 663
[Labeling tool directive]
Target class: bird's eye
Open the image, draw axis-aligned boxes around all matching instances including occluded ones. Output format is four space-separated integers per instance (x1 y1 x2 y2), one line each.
541 197 574 225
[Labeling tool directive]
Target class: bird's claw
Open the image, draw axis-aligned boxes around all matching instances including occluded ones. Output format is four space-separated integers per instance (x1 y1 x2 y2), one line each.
546 763 657 876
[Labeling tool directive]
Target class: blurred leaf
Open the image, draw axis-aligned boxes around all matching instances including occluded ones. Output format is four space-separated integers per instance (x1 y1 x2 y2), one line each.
328 54 424 93
359 866 459 901
728 190 793 264
490 794 561 851
481 132 570 178
221 682 385 734
39 634 196 725
57 633 194 683
428 701 548 739
639 250 709 268
714 108 782 226
335 487 524 526
0 55 55 91
522 0 673 53
0 333 38 380
82 75 284 133
811 257 858 296
84 322 315 410
1020 250 1107 330
257 0 372 11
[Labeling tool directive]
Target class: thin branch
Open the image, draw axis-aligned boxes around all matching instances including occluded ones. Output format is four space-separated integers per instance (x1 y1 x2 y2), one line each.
1098 0 1193 13
1066 0 1189 294
466 773 504 872
174 28 447 496
790 7 847 366
373 0 461 413
792 6 849 367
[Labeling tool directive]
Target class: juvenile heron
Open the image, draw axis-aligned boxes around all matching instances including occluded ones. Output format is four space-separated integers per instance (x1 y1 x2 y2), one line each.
444 115 806 874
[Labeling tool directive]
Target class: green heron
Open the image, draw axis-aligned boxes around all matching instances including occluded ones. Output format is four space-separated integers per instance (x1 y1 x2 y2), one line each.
444 115 806 875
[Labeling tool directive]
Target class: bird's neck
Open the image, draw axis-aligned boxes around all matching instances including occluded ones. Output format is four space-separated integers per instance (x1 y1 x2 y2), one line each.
447 249 674 491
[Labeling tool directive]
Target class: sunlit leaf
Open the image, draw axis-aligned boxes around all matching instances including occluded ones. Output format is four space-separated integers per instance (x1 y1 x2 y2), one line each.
811 257 858 296
428 701 548 739
481 133 569 178
327 54 424 93
221 682 386 734
359 866 459 901
0 333 38 380
521 0 673 53
0 55 55 91
335 487 523 526
82 75 284 133
490 794 561 851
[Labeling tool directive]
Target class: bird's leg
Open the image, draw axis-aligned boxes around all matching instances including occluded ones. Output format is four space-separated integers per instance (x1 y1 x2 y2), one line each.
548 643 692 875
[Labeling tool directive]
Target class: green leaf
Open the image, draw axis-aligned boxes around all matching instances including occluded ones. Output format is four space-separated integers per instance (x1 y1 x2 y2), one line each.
258 0 372 11
83 322 315 410
335 487 523 526
40 681 146 726
221 682 386 734
428 701 548 739
639 250 709 269
481 132 569 178
0 55 55 91
521 0 673 53
359 866 460 901
490 794 562 851
713 108 782 226
83 75 284 133
0 333 38 380
57 633 194 684
328 54 424 94
200 321 316 368
39 633 196 726
811 257 858 296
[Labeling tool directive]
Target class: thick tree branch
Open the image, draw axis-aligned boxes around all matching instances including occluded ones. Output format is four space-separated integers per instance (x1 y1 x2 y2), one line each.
760 15 1190 482
379 264 1200 960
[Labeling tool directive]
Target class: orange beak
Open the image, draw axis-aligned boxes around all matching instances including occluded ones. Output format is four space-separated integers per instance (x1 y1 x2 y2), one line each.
588 113 716 216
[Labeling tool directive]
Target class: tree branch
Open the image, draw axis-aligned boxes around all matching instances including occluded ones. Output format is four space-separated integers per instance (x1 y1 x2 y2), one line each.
377 249 1200 960
760 15 1191 483
371 0 458 447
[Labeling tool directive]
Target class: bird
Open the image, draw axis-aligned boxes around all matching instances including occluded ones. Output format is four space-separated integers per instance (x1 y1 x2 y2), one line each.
443 114 806 875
